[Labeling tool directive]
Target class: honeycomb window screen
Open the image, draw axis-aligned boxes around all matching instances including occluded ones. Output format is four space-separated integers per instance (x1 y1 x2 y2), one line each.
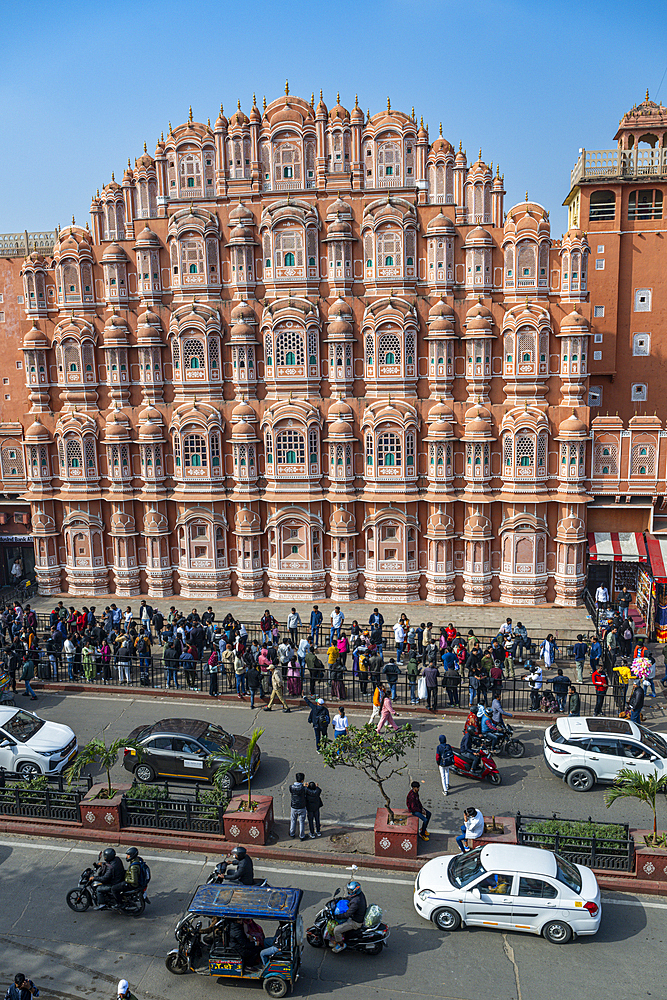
307 329 318 366
378 141 400 177
183 434 208 468
633 333 650 356
377 229 402 266
365 334 374 365
208 337 220 372
210 434 220 467
631 383 647 402
172 338 180 370
1 445 24 477
517 331 535 363
378 333 401 365
274 230 304 267
66 439 82 469
275 329 305 366
503 435 513 467
84 438 97 471
309 429 318 470
181 240 204 274
594 305 605 317
264 333 273 366
276 430 305 464
180 154 202 189
184 339 205 370
363 232 373 268
82 343 95 374
405 332 416 366
634 288 652 312
173 435 181 467
265 430 273 464
516 435 534 467
378 432 401 467
64 343 79 372
517 242 536 278
406 432 415 468
631 444 655 475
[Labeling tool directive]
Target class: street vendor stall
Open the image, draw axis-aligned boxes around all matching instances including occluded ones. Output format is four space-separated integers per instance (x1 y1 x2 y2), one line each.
640 535 667 642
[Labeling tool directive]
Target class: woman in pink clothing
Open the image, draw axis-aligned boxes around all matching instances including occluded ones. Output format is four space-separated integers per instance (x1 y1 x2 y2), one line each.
337 633 349 669
377 691 398 733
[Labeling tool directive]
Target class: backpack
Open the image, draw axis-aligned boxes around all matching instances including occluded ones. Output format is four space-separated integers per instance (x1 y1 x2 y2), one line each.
319 707 331 728
624 627 633 640
138 858 151 889
436 743 453 767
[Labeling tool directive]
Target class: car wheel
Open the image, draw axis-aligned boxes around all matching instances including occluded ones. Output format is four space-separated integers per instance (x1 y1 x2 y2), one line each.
566 767 595 792
507 740 525 758
17 761 41 780
215 770 234 791
263 977 288 998
543 920 573 944
134 762 156 783
432 907 461 932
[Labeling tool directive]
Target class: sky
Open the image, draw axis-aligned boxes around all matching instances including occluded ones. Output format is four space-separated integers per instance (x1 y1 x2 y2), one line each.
1 0 666 236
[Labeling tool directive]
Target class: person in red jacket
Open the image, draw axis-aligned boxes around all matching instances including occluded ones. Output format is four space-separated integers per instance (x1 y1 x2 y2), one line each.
406 781 431 842
591 667 608 717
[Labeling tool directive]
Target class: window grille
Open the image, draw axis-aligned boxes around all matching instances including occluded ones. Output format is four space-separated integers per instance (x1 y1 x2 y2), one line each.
378 141 400 178
64 343 79 373
208 338 220 372
365 334 374 365
378 432 401 467
181 240 204 274
172 338 180 370
406 432 415 468
516 435 534 467
307 329 318 366
377 229 402 265
84 438 97 472
276 430 305 464
184 434 207 468
184 339 205 369
275 329 305 365
309 429 318 470
264 333 273 366
517 331 535 363
405 332 415 366
366 433 373 466
1 445 24 477
537 435 546 467
504 435 513 467
631 444 655 475
378 333 401 365
210 433 220 467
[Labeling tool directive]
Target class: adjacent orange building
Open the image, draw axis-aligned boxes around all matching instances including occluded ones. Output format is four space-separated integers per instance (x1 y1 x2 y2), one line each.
0 89 663 606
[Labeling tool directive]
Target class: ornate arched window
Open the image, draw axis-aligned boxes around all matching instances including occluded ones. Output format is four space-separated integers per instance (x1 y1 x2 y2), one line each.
378 333 401 366
276 430 305 466
378 432 401 467
275 329 304 366
183 433 207 468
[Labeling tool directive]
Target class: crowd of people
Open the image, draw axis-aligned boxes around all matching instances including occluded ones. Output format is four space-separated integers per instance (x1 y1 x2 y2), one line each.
0 594 661 720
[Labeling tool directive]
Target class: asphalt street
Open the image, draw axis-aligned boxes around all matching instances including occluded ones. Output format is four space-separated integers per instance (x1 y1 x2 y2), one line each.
17 690 667 834
0 836 663 1000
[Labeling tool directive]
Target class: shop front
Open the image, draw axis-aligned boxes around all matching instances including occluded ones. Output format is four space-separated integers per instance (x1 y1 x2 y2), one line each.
639 535 667 643
586 532 648 607
0 533 35 588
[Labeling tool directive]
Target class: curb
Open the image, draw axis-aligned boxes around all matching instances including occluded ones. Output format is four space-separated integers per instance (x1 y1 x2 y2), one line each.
0 816 665 895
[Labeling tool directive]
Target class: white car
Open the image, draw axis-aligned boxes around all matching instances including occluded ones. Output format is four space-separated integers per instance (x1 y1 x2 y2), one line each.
544 717 667 792
0 707 77 779
414 844 601 944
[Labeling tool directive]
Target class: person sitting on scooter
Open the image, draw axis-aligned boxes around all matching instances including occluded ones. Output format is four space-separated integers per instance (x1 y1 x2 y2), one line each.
111 847 143 907
224 846 254 885
459 730 484 774
92 848 125 909
331 880 367 954
480 708 501 749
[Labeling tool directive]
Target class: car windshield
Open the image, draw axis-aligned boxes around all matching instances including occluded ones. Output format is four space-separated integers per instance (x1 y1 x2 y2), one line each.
2 710 44 743
448 848 486 888
200 725 233 753
555 853 582 894
638 726 667 758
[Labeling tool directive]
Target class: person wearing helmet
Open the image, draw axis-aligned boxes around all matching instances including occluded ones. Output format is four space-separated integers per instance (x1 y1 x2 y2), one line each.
111 847 143 906
480 707 500 749
331 880 367 953
224 845 254 885
91 848 125 909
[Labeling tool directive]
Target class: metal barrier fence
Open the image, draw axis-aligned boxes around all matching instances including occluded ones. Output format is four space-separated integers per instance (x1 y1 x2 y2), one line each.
120 781 227 835
516 812 634 872
37 650 611 716
0 773 93 823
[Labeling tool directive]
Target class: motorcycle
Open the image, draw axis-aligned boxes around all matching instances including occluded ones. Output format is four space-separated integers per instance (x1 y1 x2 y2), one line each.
452 746 502 784
306 888 390 955
206 860 269 887
66 865 146 916
471 723 525 758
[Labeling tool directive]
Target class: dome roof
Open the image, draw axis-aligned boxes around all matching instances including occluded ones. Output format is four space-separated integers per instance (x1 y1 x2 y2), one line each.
431 136 454 155
235 507 261 532
427 510 454 534
427 417 454 438
230 320 256 340
427 212 455 234
329 94 349 121
24 416 50 442
561 309 589 331
464 225 492 246
23 323 49 347
465 512 491 535
316 92 328 116
465 314 493 334
230 300 256 323
327 218 352 236
133 225 160 248
101 242 128 262
327 397 354 421
429 297 455 320
230 103 249 127
329 297 353 318
215 106 229 129
229 223 255 242
137 305 161 330
464 405 492 437
328 418 354 437
105 411 131 440
328 317 353 336
103 312 129 343
249 100 261 124
428 399 454 422
231 400 256 421
231 419 256 440
330 507 355 530
327 197 352 218
466 301 493 321
350 98 364 124
559 413 587 436
138 406 164 440
229 201 254 223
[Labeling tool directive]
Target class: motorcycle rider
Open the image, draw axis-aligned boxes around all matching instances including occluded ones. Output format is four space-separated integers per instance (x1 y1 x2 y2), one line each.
91 848 125 909
111 847 143 907
223 846 254 885
331 880 367 954
459 729 484 775
480 708 501 749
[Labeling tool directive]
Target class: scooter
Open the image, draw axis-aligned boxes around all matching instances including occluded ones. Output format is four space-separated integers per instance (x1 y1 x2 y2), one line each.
452 747 502 784
306 888 389 955
471 724 525 758
66 865 146 916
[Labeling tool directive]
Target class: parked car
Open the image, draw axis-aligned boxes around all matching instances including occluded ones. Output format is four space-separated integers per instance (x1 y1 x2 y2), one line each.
0 707 77 779
123 718 260 789
543 716 667 792
414 844 601 944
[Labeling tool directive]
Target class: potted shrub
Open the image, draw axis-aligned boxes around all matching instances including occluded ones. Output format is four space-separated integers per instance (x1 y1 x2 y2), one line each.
67 737 141 832
319 723 420 858
208 729 273 845
606 769 667 880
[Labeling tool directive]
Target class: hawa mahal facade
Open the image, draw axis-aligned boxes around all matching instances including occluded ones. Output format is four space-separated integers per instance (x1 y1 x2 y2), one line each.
1 87 666 605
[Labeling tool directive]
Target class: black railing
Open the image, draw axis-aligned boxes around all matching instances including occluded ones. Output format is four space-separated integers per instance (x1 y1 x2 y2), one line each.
121 781 227 835
516 812 634 872
0 773 92 822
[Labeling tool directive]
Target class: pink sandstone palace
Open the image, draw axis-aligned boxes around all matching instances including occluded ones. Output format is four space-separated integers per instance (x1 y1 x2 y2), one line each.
0 87 666 606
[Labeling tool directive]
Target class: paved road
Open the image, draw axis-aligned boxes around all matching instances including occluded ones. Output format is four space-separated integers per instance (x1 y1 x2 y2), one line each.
17 690 667 834
0 836 661 1000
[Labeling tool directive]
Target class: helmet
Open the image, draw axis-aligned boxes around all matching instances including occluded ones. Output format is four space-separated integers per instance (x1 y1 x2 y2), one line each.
117 982 129 996
346 880 362 895
125 847 139 860
231 846 247 859
484 707 492 716
103 848 117 862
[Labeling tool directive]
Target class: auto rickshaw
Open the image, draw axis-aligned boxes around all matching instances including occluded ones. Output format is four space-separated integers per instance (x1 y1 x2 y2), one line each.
166 883 304 997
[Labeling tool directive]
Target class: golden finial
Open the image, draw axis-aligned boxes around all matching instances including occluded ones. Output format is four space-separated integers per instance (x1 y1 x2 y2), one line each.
219 103 224 117
411 106 415 120
127 157 131 167
188 106 193 122
252 92 257 107
207 117 211 127
387 96 391 113
367 108 371 121
458 140 462 152
388 392 392 404
237 99 241 111
496 164 500 176
263 95 267 111
72 215 75 225
420 116 424 128
337 92 340 104
320 89 323 100
143 141 147 153
525 191 529 201
285 79 289 96
111 172 115 181
310 92 315 108
490 162 493 173
160 130 164 141
85 221 89 231
96 188 99 197
646 88 650 100
354 94 359 108
168 122 172 133
478 148 482 161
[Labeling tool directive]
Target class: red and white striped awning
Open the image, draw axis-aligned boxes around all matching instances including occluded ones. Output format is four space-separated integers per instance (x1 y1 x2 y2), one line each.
588 532 647 562
645 534 667 579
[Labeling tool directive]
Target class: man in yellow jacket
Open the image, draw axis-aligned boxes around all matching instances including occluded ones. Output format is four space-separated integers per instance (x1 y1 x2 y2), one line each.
263 665 290 713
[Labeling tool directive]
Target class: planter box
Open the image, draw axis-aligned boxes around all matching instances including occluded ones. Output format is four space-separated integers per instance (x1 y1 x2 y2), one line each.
632 829 667 881
476 816 516 847
80 782 132 833
223 794 274 845
374 808 419 859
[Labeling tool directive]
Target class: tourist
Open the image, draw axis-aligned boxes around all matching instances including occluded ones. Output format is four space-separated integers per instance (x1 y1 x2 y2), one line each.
406 780 431 841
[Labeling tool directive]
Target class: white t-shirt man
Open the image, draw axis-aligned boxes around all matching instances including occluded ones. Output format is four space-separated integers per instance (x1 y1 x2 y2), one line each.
465 809 485 839
331 609 344 629
595 586 609 605
332 712 349 735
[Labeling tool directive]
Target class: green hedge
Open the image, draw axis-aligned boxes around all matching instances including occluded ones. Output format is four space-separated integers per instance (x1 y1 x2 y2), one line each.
525 818 627 845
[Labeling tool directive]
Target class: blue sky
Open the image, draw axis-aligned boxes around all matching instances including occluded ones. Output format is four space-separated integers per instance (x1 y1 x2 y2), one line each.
1 0 665 235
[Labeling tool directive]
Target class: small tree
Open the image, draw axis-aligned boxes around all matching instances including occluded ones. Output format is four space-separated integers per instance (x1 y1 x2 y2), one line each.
605 767 667 842
320 723 417 823
66 736 143 798
208 727 264 810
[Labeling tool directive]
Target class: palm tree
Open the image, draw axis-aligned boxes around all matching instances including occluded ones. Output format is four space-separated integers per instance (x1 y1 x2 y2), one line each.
208 727 264 810
66 736 144 798
605 767 667 841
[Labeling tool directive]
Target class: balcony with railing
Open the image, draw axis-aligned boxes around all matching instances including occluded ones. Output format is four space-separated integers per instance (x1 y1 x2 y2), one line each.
571 147 667 187
0 231 57 256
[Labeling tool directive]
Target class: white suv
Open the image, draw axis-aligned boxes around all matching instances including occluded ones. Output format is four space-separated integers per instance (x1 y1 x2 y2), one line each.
544 717 667 792
0 707 77 779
